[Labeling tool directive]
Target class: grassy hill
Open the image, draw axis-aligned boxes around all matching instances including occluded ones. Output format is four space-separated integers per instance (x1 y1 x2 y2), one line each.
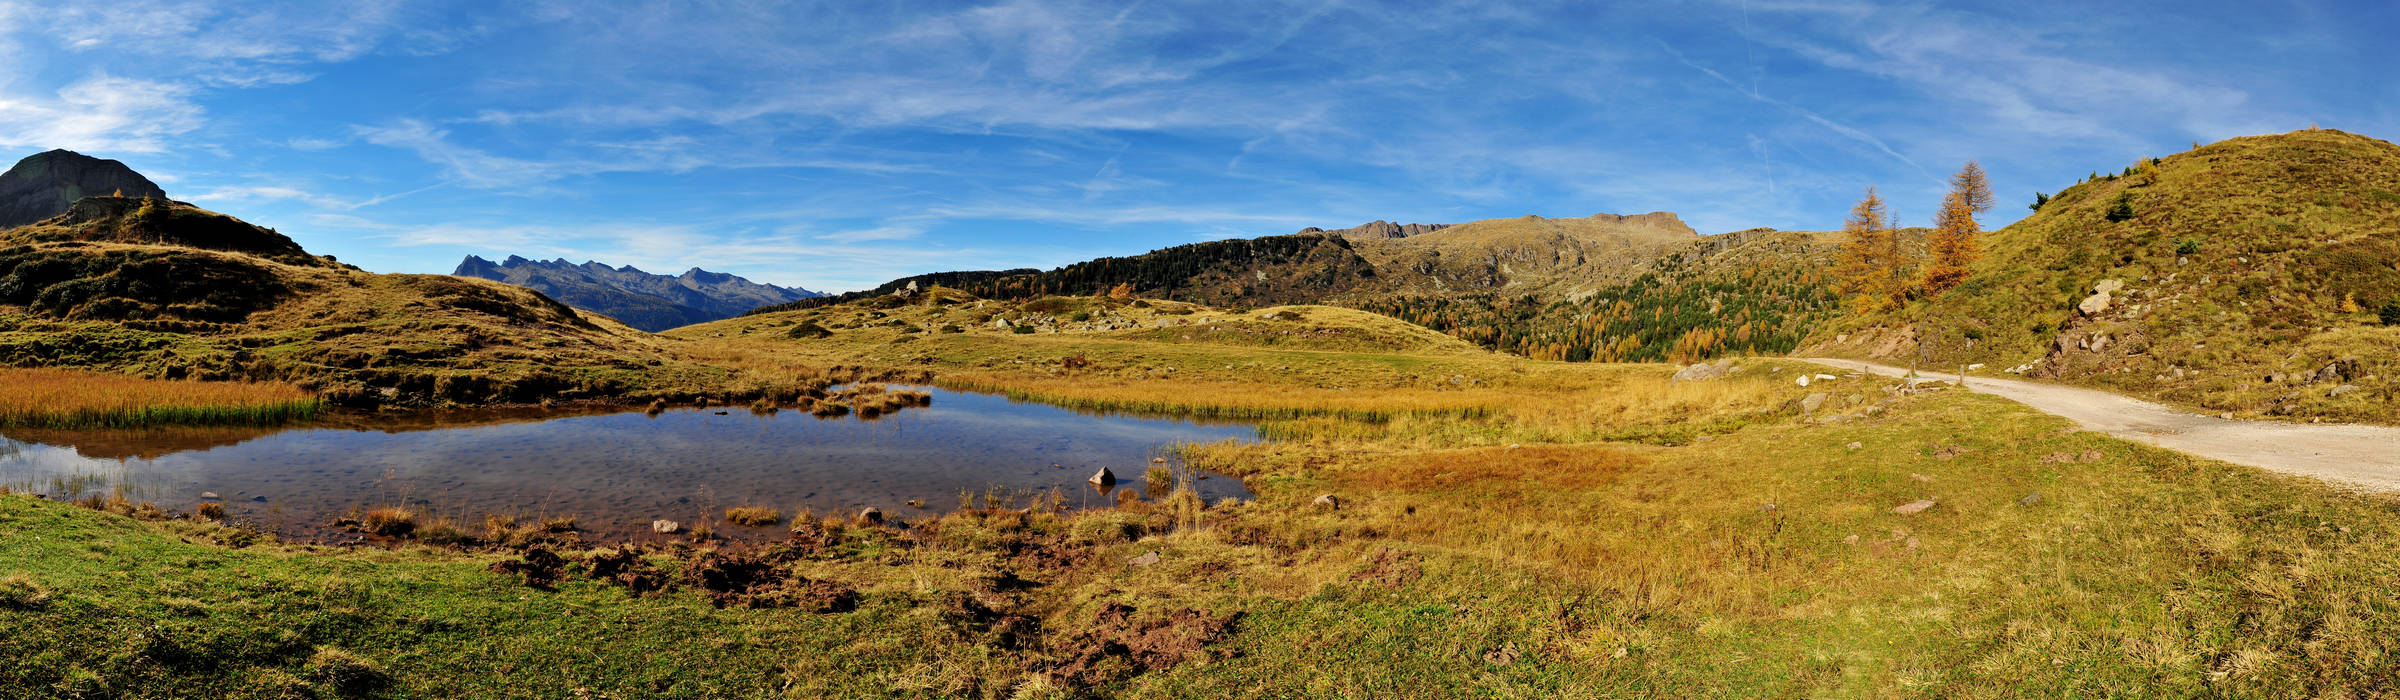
0 197 744 407
1806 128 2400 422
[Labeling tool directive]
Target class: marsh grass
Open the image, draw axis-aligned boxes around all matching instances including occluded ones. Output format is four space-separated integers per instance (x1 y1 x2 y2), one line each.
0 368 319 428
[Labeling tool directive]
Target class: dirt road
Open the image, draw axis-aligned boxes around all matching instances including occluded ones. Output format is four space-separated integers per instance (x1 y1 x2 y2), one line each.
1796 358 2400 492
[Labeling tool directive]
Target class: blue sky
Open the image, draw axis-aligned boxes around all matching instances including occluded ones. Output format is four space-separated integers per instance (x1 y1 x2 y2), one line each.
2 1 2392 292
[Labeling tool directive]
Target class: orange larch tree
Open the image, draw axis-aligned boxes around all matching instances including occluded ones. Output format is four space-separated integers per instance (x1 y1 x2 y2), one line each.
1921 190 1980 294
1837 187 1902 310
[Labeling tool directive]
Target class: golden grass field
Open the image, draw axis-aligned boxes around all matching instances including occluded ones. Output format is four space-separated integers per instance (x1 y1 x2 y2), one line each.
0 367 319 428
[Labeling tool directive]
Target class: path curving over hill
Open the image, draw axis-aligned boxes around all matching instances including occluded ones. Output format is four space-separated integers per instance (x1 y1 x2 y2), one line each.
1798 358 2400 492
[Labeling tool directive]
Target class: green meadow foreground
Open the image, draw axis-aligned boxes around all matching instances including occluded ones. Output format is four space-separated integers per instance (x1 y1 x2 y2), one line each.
7 302 2400 697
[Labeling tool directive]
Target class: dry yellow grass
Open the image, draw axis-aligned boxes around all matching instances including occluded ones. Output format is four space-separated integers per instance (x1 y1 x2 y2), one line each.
0 367 319 428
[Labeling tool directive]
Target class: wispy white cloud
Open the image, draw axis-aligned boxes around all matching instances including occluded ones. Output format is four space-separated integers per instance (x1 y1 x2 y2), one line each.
0 76 203 153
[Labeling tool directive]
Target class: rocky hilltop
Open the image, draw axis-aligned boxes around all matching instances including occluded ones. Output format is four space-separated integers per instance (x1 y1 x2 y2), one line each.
454 255 823 332
0 150 170 229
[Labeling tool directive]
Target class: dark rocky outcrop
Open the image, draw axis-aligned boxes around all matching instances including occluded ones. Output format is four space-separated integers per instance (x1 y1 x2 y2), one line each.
1301 219 1453 239
0 150 168 229
453 255 823 332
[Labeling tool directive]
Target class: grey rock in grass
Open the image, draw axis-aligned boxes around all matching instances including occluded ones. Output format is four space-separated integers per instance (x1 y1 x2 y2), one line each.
1313 493 1342 510
1090 467 1117 486
1130 551 1162 567
2018 492 2043 507
1891 499 1936 515
1800 393 1829 413
856 507 884 525
650 519 680 534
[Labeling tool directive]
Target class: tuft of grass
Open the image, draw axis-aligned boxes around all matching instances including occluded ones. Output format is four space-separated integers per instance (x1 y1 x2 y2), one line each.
196 501 225 521
0 573 49 610
303 647 386 695
725 506 782 528
361 507 416 537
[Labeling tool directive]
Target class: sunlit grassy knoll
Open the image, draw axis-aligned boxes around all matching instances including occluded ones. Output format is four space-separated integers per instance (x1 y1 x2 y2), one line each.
0 367 319 428
1811 128 2400 423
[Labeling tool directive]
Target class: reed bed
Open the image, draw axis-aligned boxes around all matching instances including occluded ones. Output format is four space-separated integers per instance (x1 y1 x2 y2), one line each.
0 368 321 429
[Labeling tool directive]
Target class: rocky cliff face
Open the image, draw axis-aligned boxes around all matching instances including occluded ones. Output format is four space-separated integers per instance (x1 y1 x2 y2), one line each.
453 255 823 332
0 150 170 229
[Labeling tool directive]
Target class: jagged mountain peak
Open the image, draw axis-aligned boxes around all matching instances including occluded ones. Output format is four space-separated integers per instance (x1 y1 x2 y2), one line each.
453 255 824 332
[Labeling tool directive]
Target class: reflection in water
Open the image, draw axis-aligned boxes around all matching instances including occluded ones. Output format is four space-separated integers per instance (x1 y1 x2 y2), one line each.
0 387 1255 541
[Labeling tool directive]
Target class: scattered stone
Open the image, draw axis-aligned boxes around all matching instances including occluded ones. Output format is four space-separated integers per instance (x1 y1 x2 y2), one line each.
1814 373 1837 381
1760 503 1779 513
1090 467 1117 486
2078 291 2113 316
1846 441 1863 451
651 519 681 534
1891 500 1936 515
1151 457 1168 464
2093 279 2125 295
1313 493 1342 510
2331 384 2360 397
2018 492 2043 506
1129 551 1162 567
1966 363 1985 371
1800 393 1829 413
2220 412 2234 420
1796 375 1811 387
200 492 219 500
1909 473 1934 483
856 507 884 525
2078 449 2104 463
1843 534 1860 545
1671 362 1727 382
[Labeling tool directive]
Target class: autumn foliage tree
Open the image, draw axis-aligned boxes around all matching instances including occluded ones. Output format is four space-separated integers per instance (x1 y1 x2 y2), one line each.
1950 160 1993 213
1838 186 1905 311
1921 190 1979 294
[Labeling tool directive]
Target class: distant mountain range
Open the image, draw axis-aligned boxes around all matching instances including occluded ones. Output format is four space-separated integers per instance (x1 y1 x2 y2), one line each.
453 255 824 331
0 149 169 229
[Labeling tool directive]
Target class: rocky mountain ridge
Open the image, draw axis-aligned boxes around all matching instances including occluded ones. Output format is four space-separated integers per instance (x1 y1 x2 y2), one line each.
453 255 823 332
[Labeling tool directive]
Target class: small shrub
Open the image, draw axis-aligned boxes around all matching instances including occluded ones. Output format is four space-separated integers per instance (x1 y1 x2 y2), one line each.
726 506 782 527
2106 193 2135 222
542 515 578 533
2175 237 2202 255
196 501 226 520
362 507 416 536
2381 303 2400 327
0 573 50 609
1070 311 1091 322
1012 325 1036 334
2029 192 2049 211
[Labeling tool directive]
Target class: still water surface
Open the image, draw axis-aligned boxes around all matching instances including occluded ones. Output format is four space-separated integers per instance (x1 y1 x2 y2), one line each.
0 387 1255 541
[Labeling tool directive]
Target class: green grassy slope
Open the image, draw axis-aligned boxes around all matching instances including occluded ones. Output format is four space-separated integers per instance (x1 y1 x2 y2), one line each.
1807 129 2400 422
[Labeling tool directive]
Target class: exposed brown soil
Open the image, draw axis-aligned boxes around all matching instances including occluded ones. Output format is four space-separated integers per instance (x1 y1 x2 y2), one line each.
1349 546 1423 589
682 549 857 611
1043 602 1242 688
487 547 568 589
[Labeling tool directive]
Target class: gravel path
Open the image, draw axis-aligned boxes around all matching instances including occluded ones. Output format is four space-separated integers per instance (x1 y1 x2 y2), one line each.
1796 358 2400 492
